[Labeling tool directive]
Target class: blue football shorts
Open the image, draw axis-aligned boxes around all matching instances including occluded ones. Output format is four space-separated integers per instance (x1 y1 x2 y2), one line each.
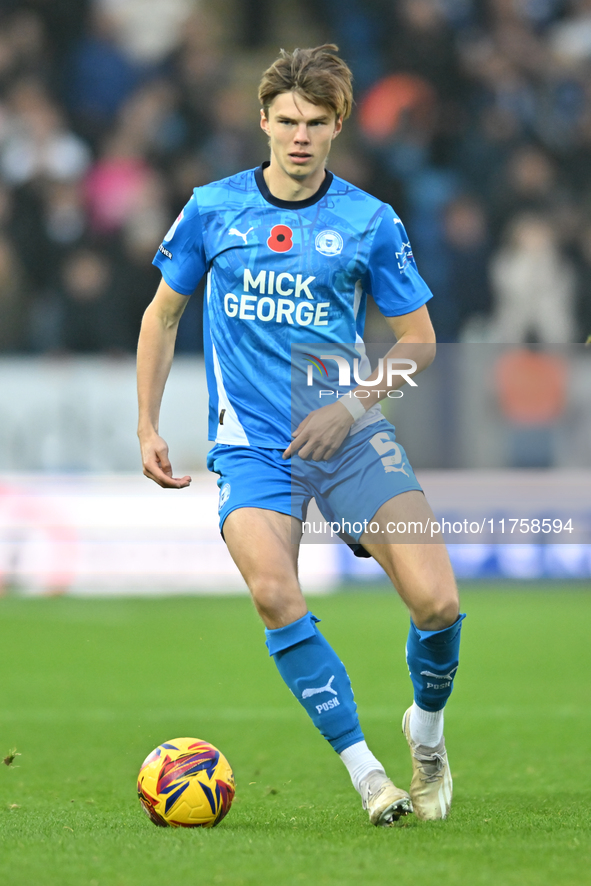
206 418 422 544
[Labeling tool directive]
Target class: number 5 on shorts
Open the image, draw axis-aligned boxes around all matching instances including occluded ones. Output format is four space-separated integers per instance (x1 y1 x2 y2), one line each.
369 432 410 476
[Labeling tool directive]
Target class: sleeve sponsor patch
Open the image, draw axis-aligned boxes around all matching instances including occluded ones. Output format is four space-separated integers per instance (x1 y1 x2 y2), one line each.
164 208 184 242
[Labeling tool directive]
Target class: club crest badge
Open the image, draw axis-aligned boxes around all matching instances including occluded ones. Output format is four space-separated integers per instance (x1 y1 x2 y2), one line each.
315 230 343 256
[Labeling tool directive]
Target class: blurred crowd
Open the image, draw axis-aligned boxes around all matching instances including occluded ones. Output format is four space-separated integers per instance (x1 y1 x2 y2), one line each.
0 0 590 354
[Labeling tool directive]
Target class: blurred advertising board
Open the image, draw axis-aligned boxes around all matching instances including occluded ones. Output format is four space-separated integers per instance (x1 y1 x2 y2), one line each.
1 472 589 596
0 474 338 595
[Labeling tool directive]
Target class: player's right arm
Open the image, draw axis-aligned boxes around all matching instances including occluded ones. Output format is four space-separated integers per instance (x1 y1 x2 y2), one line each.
137 278 192 489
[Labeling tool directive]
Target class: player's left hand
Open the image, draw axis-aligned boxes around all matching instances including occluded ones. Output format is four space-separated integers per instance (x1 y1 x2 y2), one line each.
283 401 357 461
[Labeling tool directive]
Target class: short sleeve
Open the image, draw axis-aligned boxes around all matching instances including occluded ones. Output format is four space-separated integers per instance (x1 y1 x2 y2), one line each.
364 210 433 317
152 192 207 296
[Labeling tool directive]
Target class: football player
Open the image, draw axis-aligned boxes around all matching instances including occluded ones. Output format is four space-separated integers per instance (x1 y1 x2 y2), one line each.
137 45 464 826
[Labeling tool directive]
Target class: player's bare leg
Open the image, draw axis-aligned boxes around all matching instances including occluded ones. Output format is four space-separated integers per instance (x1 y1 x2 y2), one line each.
360 491 459 630
361 491 463 820
223 507 411 825
223 507 306 628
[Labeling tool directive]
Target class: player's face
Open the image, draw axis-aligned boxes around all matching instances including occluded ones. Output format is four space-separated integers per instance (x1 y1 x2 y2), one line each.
260 92 342 182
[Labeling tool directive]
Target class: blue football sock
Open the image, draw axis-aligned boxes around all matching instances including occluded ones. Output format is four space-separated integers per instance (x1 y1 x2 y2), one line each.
406 614 466 712
265 612 364 754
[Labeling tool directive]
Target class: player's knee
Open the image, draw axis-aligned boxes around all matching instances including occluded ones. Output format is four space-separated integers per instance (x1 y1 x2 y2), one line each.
413 592 459 631
249 576 304 627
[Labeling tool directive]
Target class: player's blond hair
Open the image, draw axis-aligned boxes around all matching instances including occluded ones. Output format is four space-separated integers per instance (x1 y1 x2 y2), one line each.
258 44 353 121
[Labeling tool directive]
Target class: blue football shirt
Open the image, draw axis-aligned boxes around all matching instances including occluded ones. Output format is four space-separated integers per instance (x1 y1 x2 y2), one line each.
152 163 432 448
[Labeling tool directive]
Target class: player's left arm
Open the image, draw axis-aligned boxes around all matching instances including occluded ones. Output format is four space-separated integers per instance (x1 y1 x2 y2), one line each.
283 305 435 461
380 304 436 386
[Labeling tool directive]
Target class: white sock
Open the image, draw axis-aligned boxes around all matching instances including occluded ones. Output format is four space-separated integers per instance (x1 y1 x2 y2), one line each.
339 741 385 794
409 702 444 747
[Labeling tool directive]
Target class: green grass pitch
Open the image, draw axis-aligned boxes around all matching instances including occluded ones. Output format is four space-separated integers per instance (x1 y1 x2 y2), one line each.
1 585 590 886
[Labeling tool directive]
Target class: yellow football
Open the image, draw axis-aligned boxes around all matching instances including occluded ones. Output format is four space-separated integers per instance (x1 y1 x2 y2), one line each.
137 737 235 828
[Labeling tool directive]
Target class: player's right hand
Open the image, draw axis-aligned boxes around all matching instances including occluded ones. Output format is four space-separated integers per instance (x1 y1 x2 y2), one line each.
139 432 192 489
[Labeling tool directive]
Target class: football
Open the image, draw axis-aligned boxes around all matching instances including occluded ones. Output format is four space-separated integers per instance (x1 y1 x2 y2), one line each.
137 737 235 828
